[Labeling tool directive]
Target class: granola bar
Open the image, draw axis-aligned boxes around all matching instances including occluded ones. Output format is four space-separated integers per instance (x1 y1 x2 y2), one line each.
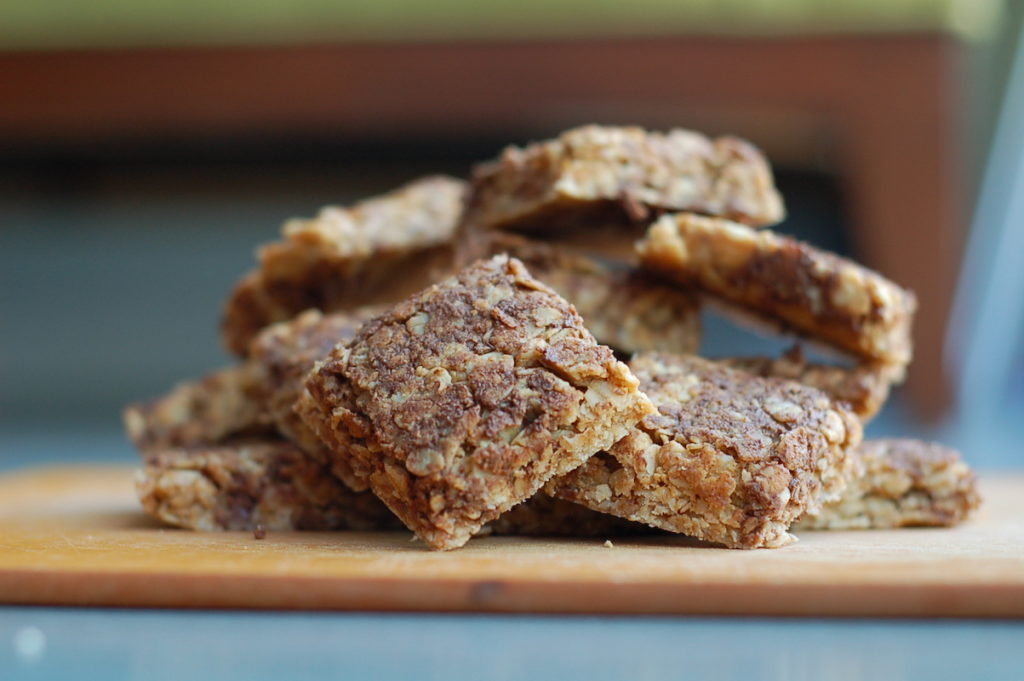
298 255 655 550
547 353 862 548
636 213 917 365
464 233 701 355
720 346 904 422
137 440 401 532
123 365 272 451
222 175 466 356
459 126 784 243
794 438 980 530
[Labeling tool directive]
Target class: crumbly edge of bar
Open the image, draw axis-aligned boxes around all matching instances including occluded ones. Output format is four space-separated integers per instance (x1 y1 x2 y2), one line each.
299 255 654 550
136 440 400 532
460 125 784 235
719 346 905 422
636 213 917 365
794 438 981 530
547 353 861 548
463 233 701 355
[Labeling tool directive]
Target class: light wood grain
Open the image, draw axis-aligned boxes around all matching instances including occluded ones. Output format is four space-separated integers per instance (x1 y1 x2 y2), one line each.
0 466 1020 617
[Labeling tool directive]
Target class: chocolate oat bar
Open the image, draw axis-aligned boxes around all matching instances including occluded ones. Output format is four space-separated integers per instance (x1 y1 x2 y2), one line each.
137 440 401 532
459 126 784 247
222 175 466 356
794 438 980 530
466 233 701 355
637 213 917 365
548 353 861 548
720 346 905 422
298 255 655 550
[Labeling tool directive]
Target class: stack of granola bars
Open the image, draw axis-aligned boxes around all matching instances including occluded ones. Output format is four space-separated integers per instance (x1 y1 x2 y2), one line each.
125 125 980 550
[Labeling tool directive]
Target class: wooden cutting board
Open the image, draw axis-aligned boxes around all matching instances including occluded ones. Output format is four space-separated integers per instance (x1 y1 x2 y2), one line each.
1 465 1021 617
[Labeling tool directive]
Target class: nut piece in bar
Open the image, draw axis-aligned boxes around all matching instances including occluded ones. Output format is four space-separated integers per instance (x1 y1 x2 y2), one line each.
460 126 785 248
298 255 655 550
248 307 384 491
137 440 402 532
719 346 905 422
794 438 981 530
548 353 862 549
123 365 273 451
637 213 917 365
222 175 466 356
465 233 701 355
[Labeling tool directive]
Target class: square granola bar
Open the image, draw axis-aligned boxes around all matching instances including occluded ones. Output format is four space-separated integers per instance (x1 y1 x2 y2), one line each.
636 213 917 365
547 353 861 548
794 438 981 530
298 255 655 550
459 125 784 238
222 175 466 356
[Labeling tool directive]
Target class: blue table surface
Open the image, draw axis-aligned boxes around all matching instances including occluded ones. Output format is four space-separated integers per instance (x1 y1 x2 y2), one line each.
2 429 1023 680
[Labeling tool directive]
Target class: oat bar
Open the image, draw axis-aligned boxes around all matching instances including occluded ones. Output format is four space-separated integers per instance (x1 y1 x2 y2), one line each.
794 438 980 530
222 175 466 356
548 353 861 548
298 255 655 550
460 126 784 243
720 346 904 422
137 440 401 532
637 213 917 365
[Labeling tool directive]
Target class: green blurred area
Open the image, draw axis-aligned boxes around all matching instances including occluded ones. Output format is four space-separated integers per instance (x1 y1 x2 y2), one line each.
0 0 1004 50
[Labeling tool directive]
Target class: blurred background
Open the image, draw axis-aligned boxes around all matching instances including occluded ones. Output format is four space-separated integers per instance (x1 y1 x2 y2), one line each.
1 0 1022 470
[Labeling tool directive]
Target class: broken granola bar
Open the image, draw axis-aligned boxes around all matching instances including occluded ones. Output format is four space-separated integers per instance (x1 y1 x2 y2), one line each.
636 213 917 365
794 438 980 530
459 125 784 244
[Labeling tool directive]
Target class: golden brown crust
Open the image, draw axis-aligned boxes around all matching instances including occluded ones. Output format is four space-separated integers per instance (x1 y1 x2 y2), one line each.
136 439 400 532
719 346 904 422
794 438 981 530
547 353 861 549
299 255 654 550
222 175 466 356
636 213 917 365
248 308 385 491
460 125 784 240
462 233 701 355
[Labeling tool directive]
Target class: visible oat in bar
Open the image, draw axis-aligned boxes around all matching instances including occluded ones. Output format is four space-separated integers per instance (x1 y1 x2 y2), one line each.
637 213 917 365
548 353 861 548
222 175 466 356
460 125 784 243
298 255 655 550
794 438 980 530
